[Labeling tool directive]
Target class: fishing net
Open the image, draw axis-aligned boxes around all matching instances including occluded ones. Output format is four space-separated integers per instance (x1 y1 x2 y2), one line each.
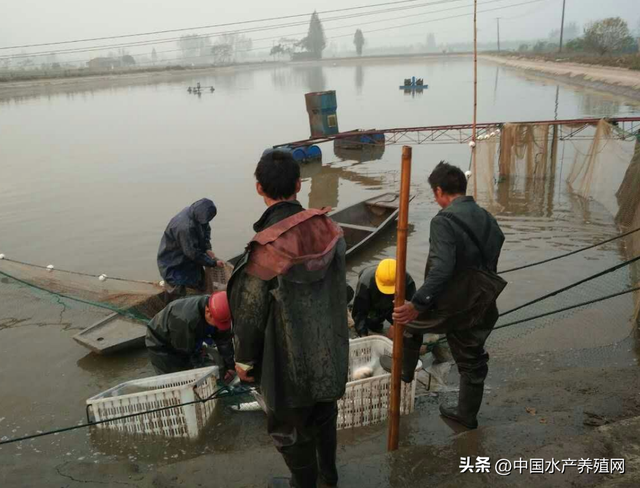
470 119 640 341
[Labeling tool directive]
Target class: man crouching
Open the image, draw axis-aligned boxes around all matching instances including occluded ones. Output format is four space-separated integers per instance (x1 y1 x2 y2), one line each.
228 149 349 488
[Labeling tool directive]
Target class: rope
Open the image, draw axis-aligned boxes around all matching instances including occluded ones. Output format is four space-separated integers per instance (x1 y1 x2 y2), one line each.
1 258 158 285
0 383 251 446
499 255 640 318
499 226 640 274
493 287 640 331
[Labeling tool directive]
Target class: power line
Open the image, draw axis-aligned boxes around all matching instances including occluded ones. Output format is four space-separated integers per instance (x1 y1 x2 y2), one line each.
0 0 454 51
329 0 547 40
9 0 548 68
1 0 464 60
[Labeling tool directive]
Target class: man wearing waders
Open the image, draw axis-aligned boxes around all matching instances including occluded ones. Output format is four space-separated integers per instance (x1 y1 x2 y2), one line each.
228 149 349 488
145 292 236 382
394 162 506 429
157 198 224 302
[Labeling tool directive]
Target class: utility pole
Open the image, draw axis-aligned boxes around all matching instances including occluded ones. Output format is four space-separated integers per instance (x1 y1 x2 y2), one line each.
496 18 501 52
558 0 566 53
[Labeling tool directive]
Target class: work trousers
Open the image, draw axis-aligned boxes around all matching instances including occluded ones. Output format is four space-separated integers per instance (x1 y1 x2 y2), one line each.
148 349 192 375
267 401 339 488
405 303 499 385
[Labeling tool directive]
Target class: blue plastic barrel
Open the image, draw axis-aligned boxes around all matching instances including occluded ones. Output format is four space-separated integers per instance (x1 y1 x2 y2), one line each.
290 147 307 162
305 91 339 138
305 145 322 160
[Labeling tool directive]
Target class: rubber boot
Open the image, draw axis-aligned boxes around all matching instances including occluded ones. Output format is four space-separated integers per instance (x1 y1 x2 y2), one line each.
280 447 319 488
316 419 338 486
401 334 422 383
439 378 484 429
268 478 293 488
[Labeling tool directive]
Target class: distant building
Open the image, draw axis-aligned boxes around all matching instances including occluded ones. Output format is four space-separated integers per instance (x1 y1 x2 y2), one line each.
87 57 121 69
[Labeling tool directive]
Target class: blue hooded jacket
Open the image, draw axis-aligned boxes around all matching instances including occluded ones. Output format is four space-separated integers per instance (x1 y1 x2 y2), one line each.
157 199 218 287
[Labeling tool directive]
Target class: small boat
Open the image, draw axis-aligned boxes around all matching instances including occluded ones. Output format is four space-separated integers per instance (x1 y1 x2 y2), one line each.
73 313 148 355
227 192 410 264
330 193 409 257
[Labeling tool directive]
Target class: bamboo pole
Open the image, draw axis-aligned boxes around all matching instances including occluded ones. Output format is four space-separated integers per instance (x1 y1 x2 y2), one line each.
472 0 478 200
387 145 412 452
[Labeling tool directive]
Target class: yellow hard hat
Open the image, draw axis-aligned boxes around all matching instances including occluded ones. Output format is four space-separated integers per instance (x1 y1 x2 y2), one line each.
375 259 397 295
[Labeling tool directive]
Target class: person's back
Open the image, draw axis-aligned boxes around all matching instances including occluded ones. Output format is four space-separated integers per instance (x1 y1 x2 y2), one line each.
157 198 220 298
146 294 235 376
229 149 348 488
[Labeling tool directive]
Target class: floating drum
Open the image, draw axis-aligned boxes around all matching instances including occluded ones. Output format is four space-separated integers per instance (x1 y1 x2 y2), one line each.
305 145 322 161
305 90 339 138
291 146 307 162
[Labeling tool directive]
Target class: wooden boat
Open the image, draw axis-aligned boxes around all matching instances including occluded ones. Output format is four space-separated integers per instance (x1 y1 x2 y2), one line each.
330 192 408 257
228 192 409 265
73 313 148 355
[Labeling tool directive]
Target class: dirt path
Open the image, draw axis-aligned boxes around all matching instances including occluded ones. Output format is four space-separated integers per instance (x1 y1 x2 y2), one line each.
482 55 640 101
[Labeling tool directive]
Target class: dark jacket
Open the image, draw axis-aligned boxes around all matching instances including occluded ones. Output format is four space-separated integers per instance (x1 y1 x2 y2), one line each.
157 199 218 288
146 295 235 370
352 266 416 333
412 196 505 312
228 200 349 411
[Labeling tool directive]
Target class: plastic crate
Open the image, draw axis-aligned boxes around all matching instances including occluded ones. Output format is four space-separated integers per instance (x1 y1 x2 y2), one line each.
337 336 420 429
86 366 220 439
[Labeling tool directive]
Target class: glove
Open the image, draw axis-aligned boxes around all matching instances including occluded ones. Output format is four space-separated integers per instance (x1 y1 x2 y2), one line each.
355 320 369 337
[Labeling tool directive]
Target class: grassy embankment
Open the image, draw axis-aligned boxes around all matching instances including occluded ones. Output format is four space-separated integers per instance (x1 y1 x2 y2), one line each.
492 51 640 70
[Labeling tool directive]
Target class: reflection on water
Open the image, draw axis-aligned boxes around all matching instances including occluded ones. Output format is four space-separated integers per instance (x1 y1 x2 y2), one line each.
271 65 326 92
580 91 622 118
355 65 364 94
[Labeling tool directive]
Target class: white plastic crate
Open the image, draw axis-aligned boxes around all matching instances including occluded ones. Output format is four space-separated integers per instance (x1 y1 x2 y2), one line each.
86 366 220 439
337 336 420 430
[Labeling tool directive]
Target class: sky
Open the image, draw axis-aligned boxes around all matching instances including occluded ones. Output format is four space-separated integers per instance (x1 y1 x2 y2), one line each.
1 0 639 59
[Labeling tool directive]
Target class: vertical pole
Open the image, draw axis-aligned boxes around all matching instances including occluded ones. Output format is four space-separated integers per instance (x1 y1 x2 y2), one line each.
472 0 478 199
496 18 501 52
558 0 566 53
387 145 412 452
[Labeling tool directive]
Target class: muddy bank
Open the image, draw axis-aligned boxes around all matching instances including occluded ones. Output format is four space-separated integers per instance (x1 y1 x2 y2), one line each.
482 55 640 102
2 334 640 487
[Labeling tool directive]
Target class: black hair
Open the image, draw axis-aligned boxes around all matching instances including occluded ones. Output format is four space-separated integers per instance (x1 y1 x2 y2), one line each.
427 161 467 195
254 149 301 200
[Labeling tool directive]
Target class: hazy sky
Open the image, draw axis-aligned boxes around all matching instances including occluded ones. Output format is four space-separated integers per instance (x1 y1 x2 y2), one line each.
1 0 639 56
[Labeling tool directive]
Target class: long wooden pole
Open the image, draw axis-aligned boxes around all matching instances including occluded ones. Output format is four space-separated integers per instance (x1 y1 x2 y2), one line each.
387 145 412 452
472 0 478 200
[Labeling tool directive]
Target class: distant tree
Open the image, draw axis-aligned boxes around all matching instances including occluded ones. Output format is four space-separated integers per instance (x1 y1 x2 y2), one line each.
270 44 285 61
236 35 253 59
532 41 548 53
353 29 365 56
298 11 326 59
548 22 580 42
426 33 437 52
121 55 136 66
211 43 233 65
178 34 210 61
583 17 635 55
151 48 158 65
565 37 586 52
518 44 530 52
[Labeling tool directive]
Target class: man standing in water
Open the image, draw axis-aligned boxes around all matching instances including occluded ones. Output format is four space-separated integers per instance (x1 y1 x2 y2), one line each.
228 149 349 488
157 198 224 302
394 162 505 429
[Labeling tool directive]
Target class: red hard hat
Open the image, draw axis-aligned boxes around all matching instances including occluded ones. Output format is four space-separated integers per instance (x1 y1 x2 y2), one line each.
208 291 231 331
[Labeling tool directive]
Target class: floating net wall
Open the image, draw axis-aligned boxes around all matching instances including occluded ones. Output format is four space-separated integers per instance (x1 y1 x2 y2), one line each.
469 119 640 345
